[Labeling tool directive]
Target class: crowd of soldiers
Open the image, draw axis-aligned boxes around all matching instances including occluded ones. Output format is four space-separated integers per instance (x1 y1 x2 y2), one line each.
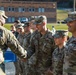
0 10 76 75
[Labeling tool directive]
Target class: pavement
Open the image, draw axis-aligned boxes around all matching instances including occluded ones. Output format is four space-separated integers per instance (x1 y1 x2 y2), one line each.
5 62 15 75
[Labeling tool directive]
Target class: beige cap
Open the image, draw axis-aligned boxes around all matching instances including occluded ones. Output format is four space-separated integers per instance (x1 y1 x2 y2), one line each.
0 10 8 19
34 15 47 25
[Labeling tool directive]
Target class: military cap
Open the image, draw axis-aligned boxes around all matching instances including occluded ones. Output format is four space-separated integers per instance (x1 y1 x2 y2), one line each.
23 22 30 27
34 15 47 25
0 10 8 19
16 23 24 29
29 16 36 21
65 17 76 23
14 20 21 23
17 25 23 29
53 30 68 38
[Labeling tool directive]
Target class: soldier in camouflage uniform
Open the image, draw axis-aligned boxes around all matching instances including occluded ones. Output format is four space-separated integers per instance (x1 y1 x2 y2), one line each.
17 24 24 46
23 22 32 50
63 18 76 75
27 15 55 75
26 16 39 75
52 30 68 75
15 24 25 75
13 20 21 38
0 10 27 75
22 22 32 75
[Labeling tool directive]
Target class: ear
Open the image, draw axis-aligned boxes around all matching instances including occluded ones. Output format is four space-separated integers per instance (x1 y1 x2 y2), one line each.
42 22 45 26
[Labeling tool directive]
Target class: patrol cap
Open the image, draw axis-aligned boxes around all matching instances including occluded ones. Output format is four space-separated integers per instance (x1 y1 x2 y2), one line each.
53 30 68 38
16 23 24 29
34 15 47 25
23 22 30 27
29 16 36 21
17 25 23 29
14 20 21 23
65 17 76 23
0 10 8 19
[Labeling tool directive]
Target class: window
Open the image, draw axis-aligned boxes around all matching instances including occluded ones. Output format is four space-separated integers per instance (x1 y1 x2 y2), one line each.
0 7 4 10
8 17 15 23
8 7 15 12
38 7 45 12
28 7 35 12
18 7 25 12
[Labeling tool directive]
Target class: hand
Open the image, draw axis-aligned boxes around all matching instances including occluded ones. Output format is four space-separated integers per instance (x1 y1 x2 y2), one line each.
22 58 27 62
45 68 53 75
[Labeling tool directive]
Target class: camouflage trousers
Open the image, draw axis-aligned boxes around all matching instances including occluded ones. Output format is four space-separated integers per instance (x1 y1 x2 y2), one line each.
14 58 24 75
26 65 37 75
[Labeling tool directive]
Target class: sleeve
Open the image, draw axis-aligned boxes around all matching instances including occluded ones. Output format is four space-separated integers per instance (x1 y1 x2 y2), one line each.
64 42 76 73
69 43 76 64
27 35 35 58
6 30 27 59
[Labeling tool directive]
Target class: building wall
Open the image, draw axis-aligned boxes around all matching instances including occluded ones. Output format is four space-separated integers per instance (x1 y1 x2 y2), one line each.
0 1 57 23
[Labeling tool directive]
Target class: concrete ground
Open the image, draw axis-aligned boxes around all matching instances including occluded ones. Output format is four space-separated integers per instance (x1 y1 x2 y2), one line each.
5 62 15 75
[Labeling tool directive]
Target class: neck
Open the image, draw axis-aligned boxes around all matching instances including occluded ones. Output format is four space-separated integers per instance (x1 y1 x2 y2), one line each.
72 32 76 38
25 31 30 34
59 42 65 49
33 28 37 32
41 27 47 35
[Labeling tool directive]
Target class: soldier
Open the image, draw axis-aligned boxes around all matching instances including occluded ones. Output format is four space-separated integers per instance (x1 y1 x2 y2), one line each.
23 22 32 50
10 25 16 34
14 24 25 75
17 24 24 46
22 22 32 75
13 20 21 38
13 20 21 27
52 30 68 75
29 16 37 31
27 16 39 75
51 26 56 36
27 15 55 75
63 18 76 75
0 10 27 75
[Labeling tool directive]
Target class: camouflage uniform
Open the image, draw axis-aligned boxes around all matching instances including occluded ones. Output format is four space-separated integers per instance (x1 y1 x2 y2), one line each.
14 34 25 75
27 30 39 75
17 34 24 46
0 25 27 74
52 47 65 75
27 29 55 75
52 30 68 75
14 24 25 75
21 22 32 75
63 37 76 75
23 32 32 75
23 32 32 50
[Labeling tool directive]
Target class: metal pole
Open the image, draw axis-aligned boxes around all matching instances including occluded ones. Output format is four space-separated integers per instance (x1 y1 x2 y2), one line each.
74 0 75 12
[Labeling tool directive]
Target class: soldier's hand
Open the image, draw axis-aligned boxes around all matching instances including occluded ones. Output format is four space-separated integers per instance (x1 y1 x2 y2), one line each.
22 58 27 62
45 68 53 75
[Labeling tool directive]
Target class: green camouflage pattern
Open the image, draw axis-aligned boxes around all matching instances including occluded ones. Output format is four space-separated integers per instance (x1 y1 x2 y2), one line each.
63 37 76 75
52 46 65 75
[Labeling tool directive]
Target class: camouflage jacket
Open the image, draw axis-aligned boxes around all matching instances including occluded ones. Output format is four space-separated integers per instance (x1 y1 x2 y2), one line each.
52 46 65 75
23 32 32 50
0 26 27 59
17 34 24 46
27 29 55 74
28 30 39 66
63 36 76 75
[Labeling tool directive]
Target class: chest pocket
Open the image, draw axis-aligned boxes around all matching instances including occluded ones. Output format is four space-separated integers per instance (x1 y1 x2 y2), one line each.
41 38 51 53
0 29 5 45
